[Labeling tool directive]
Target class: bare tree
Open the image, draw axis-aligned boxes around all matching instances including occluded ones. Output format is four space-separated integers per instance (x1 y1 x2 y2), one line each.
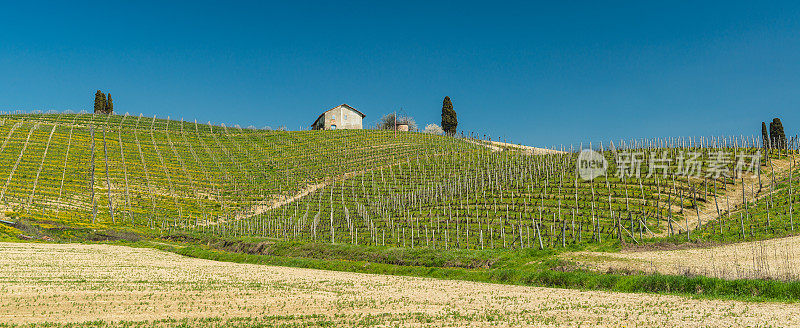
379 113 417 131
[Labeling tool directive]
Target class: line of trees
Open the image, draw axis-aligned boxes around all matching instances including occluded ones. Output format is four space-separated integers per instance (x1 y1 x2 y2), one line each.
94 90 114 114
378 96 458 135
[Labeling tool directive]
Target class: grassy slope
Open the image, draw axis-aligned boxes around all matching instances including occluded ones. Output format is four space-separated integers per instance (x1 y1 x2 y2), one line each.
0 113 716 247
0 113 473 232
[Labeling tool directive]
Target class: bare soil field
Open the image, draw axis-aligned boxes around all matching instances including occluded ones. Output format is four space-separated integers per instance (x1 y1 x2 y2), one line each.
565 235 800 281
2 243 800 327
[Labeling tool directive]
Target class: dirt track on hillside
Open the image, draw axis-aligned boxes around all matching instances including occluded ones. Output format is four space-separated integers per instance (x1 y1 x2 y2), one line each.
488 140 567 155
2 242 800 327
238 139 566 219
685 158 794 232
236 158 417 221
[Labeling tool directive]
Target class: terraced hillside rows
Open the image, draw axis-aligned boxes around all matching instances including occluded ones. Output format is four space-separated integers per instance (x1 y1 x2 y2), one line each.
246 138 778 249
0 113 473 231
0 113 789 250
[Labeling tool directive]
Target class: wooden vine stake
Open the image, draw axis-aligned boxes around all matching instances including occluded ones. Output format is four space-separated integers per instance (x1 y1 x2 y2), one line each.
90 126 97 225
103 127 115 224
790 138 795 231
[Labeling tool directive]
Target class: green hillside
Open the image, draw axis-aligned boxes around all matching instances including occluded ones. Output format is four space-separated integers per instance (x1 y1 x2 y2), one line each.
0 113 788 250
0 113 472 228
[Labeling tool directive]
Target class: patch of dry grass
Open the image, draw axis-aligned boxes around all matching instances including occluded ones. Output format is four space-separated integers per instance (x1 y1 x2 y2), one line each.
566 235 800 281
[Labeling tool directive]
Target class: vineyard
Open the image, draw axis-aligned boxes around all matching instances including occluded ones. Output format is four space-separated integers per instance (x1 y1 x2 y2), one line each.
0 112 797 252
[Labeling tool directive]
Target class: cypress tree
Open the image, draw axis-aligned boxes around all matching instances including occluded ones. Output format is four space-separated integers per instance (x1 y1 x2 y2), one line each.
762 122 770 149
106 94 114 114
771 118 786 149
94 90 106 114
441 96 457 136
770 121 776 148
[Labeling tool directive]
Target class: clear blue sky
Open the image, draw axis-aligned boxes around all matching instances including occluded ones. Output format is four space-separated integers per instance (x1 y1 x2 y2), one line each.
1 1 798 146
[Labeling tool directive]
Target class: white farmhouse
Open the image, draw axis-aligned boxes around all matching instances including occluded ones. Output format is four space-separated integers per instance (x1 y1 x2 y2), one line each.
311 104 365 130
